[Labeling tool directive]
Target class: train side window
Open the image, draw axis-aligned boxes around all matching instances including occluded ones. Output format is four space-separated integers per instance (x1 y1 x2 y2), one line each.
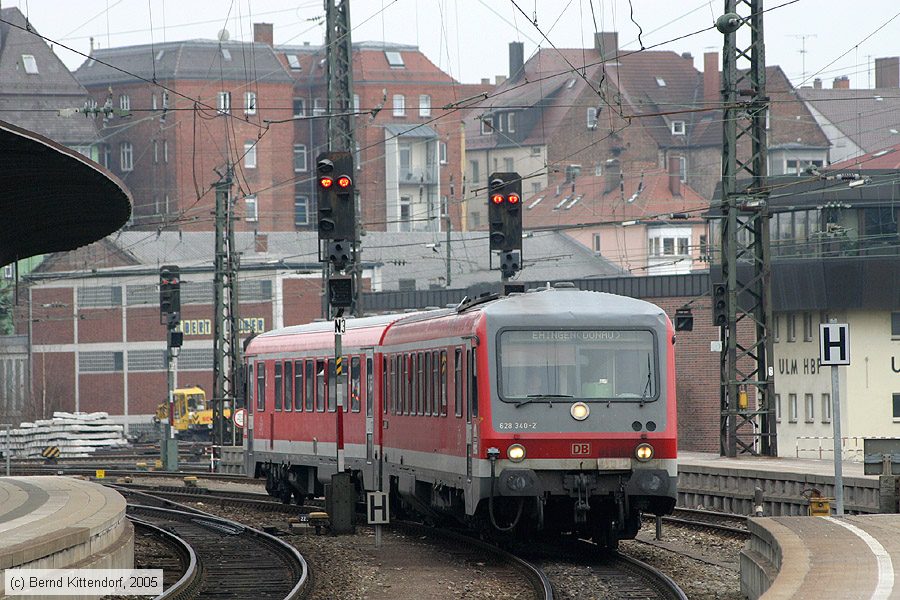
469 348 478 419
440 350 448 416
392 355 399 415
328 359 337 412
305 361 314 411
256 362 266 412
248 363 254 413
316 359 325 412
424 351 432 415
388 356 395 415
274 362 283 411
465 349 470 422
368 356 375 416
418 352 426 416
284 360 293 411
351 356 361 413
405 354 412 415
454 349 462 418
294 360 303 412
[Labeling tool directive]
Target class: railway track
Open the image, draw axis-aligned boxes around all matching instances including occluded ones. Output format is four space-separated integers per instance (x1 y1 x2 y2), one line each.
662 507 751 537
7 465 261 483
118 488 310 599
130 517 200 598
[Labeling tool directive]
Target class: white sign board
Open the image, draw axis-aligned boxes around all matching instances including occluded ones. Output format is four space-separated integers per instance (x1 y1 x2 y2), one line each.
819 323 850 366
334 318 346 335
366 491 390 525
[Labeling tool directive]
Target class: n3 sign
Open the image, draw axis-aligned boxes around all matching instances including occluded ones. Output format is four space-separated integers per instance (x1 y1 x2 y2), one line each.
819 323 850 366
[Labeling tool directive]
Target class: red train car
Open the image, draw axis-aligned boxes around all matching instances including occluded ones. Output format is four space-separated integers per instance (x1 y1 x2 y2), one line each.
243 285 677 545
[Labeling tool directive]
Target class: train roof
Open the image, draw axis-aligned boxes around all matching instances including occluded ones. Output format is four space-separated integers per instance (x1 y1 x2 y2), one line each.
480 287 666 318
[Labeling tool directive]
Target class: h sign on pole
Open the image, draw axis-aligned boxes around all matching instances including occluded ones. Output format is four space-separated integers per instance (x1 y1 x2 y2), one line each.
819 323 850 366
367 491 390 524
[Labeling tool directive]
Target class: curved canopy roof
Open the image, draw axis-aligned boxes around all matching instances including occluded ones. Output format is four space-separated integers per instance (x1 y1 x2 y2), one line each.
0 120 132 267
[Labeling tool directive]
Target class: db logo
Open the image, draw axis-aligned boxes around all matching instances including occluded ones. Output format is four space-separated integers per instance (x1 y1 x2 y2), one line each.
572 443 591 455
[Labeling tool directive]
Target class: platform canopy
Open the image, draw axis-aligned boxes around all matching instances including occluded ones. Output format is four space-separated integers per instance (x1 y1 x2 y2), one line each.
0 119 132 267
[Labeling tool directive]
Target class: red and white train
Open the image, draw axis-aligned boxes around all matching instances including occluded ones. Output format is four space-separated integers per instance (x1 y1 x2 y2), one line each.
242 285 677 545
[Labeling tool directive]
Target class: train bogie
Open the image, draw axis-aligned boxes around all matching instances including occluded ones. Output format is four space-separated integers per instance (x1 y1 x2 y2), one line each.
244 287 678 545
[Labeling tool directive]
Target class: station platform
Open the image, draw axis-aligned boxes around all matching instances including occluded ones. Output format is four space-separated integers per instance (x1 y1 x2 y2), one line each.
678 451 881 515
0 477 133 597
741 514 899 599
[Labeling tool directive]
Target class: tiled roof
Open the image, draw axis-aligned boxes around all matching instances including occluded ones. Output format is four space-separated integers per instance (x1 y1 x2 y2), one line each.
75 39 293 85
797 87 900 154
76 230 622 289
0 7 100 144
827 142 900 170
523 165 706 229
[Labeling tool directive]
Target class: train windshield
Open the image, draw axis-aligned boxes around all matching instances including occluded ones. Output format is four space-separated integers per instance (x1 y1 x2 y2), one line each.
498 329 657 402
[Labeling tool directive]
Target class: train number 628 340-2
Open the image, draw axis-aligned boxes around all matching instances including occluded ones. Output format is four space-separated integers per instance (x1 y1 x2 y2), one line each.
496 422 538 430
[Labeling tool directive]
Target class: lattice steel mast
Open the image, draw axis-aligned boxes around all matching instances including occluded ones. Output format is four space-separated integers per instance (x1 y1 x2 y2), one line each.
324 0 361 318
717 0 776 456
212 168 242 451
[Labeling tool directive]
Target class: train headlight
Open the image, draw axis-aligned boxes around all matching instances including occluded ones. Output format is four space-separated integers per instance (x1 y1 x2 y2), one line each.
635 443 654 462
507 444 526 462
570 402 590 421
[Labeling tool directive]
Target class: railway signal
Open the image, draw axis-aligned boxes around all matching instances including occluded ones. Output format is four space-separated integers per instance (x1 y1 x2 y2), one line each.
316 152 357 243
159 265 181 324
488 172 522 253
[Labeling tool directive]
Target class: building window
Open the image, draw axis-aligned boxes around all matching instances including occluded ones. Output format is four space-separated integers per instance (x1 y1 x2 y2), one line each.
508 112 516 133
773 314 780 342
393 94 405 116
439 142 447 165
217 91 231 114
293 144 307 172
292 98 305 118
245 91 257 115
803 312 813 341
788 393 798 423
469 160 480 183
286 54 301 70
593 233 602 253
153 140 158 164
399 196 411 231
587 107 598 129
892 312 900 337
480 117 492 135
805 393 814 423
678 156 687 182
119 94 130 111
353 94 360 112
152 94 158 110
671 120 686 135
893 393 900 420
294 195 309 226
120 142 133 171
163 140 168 163
821 393 831 423
775 393 781 422
419 94 431 118
787 314 796 342
21 54 38 74
313 98 324 116
504 157 514 171
385 51 404 67
244 141 257 169
245 195 258 222
101 144 111 168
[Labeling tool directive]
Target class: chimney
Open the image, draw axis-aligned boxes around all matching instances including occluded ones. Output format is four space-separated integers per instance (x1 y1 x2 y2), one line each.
875 57 900 88
255 233 268 254
681 52 693 61
703 52 720 104
594 31 619 60
668 156 682 197
833 76 850 89
813 78 822 89
603 159 621 194
509 41 524 80
253 23 273 46
481 78 490 86
495 75 507 85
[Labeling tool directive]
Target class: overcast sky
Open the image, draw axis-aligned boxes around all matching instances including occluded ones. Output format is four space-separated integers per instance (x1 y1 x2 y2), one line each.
10 0 900 88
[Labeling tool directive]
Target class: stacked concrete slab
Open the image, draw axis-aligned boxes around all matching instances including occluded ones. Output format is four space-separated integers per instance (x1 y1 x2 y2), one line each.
7 412 127 458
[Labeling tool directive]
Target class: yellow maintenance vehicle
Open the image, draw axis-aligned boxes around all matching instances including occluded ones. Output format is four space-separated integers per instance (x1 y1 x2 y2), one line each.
155 386 230 440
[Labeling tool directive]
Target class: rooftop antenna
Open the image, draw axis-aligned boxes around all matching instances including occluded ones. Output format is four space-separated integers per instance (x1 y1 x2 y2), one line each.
787 34 816 83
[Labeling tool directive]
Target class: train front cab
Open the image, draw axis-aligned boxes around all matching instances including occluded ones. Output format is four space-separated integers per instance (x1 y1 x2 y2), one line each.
472 289 678 546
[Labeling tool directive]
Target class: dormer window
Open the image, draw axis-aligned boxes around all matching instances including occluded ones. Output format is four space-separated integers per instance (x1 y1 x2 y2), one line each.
21 54 38 74
656 77 666 87
287 54 301 70
671 120 685 135
385 51 404 68
480 117 492 135
222 48 232 61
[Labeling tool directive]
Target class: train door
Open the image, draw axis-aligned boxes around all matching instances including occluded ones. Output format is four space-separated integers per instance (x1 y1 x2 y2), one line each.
245 361 255 475
364 349 378 489
465 345 477 482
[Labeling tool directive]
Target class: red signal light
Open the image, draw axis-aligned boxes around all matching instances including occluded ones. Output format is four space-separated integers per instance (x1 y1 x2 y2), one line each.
491 193 505 205
507 193 520 204
337 175 352 188
319 176 334 189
